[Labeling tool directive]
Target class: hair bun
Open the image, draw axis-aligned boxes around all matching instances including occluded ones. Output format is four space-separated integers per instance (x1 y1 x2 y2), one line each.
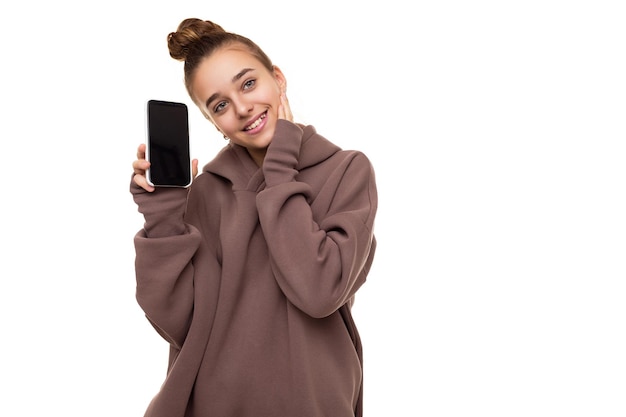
168 18 226 61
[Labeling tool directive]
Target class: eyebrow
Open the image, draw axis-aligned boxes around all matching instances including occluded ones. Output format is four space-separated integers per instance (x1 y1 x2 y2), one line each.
205 67 255 109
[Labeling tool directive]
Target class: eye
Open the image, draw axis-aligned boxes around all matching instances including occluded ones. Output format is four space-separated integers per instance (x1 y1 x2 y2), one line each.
243 79 256 90
213 101 227 113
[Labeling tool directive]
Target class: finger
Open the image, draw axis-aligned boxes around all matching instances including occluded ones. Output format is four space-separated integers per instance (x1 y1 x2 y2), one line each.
192 159 199 178
133 173 155 192
281 93 294 122
132 159 150 174
277 96 286 120
278 93 288 121
136 143 147 159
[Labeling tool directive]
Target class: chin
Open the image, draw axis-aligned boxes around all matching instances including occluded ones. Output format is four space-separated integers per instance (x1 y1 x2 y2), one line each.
262 119 277 142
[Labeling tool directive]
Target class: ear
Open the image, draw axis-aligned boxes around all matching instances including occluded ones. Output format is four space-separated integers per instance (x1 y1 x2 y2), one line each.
272 65 287 93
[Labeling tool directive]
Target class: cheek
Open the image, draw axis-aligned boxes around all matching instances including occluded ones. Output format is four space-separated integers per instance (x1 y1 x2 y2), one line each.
268 87 282 108
213 117 234 135
265 81 282 102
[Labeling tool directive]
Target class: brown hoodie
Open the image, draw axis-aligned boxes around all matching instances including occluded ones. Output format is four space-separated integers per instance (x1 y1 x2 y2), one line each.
131 120 377 417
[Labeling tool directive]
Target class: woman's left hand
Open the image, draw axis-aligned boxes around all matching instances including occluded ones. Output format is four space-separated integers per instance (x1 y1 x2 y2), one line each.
278 92 293 122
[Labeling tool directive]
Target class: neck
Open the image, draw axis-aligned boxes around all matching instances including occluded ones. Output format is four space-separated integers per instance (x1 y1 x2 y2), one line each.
247 148 266 167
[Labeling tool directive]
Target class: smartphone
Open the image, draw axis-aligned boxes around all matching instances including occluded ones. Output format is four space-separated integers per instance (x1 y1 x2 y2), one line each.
145 99 192 187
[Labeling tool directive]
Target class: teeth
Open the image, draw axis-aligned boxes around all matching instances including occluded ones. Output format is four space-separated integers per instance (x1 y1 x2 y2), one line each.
245 113 265 131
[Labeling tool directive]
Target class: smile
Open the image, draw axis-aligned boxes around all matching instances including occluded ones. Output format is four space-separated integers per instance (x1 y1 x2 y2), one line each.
244 112 267 131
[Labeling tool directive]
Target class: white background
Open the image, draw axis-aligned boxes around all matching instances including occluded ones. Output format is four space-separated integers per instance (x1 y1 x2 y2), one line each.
1 1 625 416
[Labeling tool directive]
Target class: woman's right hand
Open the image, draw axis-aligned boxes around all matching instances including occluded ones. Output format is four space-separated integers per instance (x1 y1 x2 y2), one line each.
132 143 155 192
132 144 199 192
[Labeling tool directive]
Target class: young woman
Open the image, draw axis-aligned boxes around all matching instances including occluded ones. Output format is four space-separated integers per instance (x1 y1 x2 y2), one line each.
130 18 378 417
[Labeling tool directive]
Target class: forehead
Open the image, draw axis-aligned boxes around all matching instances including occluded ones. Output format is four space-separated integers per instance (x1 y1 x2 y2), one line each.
191 46 266 102
206 46 259 70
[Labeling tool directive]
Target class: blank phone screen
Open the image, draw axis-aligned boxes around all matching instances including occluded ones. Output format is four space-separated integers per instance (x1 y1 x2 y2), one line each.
146 100 191 187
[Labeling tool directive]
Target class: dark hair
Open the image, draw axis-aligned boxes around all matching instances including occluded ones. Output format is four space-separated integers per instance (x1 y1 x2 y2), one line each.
167 18 274 100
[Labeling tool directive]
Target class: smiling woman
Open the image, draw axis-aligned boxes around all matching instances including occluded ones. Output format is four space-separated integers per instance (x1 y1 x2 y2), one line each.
129 17 378 417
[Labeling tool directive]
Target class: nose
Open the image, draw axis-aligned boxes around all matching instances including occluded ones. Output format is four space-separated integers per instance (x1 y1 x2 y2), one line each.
234 97 253 118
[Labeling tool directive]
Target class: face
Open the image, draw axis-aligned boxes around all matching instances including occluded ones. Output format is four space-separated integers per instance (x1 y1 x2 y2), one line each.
191 46 286 164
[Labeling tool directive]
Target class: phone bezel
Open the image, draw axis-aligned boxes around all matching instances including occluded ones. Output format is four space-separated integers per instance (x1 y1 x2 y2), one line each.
145 99 192 188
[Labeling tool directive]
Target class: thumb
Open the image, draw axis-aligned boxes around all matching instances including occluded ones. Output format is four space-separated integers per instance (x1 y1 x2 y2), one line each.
192 159 199 178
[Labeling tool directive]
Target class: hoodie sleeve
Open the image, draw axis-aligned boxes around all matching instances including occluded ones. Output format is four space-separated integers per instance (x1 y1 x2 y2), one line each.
257 120 377 318
131 181 202 348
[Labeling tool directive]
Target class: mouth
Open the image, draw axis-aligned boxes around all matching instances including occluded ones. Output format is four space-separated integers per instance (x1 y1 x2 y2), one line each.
243 111 267 132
